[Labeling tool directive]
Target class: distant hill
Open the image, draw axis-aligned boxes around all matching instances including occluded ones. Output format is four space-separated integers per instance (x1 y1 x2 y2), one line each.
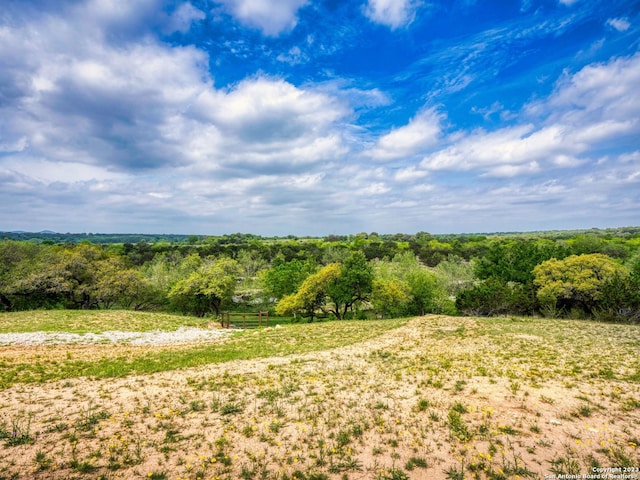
1 226 639 245
0 231 195 244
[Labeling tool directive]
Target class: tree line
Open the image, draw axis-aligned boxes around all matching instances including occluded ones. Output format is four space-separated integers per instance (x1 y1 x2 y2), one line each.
1 229 639 322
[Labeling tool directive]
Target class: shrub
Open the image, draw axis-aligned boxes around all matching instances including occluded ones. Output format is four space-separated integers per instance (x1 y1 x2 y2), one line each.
455 278 536 316
594 274 640 323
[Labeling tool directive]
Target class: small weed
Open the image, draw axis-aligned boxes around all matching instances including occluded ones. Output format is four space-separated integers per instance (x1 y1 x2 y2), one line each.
550 456 581 475
416 399 430 412
444 458 465 480
0 414 34 446
571 404 592 418
220 402 243 415
622 398 640 410
607 446 635 467
147 473 168 480
189 400 206 412
448 409 472 442
70 459 96 473
509 381 521 395
405 456 428 471
377 467 409 480
336 429 352 447
307 473 330 480
498 425 520 435
34 451 53 470
451 402 468 414
77 408 110 431
269 421 284 433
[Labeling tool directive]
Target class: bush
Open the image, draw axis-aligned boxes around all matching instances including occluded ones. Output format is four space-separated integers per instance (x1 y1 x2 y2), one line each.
456 278 537 316
594 274 640 323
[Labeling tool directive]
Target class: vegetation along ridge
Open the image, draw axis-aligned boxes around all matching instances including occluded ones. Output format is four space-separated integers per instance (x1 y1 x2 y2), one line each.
1 228 639 321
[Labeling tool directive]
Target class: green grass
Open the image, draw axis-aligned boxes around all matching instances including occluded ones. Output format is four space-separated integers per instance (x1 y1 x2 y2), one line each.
0 313 408 389
0 310 210 333
2 311 640 391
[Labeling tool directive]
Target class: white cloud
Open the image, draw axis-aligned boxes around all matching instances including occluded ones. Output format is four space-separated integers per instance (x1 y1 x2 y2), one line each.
218 0 308 35
0 0 351 182
1 0 639 235
420 52 640 177
190 77 349 169
2 157 126 184
0 0 356 235
393 166 429 182
357 182 390 196
363 0 420 29
542 53 640 119
368 108 443 161
606 17 631 32
276 46 306 64
165 2 206 33
196 77 344 140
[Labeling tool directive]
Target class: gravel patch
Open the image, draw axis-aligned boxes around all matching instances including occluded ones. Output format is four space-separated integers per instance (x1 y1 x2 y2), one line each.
0 327 236 346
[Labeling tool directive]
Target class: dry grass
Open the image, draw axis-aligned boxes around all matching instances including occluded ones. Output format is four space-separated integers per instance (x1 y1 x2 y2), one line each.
0 314 639 480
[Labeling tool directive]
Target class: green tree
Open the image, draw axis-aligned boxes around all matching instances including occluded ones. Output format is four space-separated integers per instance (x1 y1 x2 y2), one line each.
168 257 240 317
276 263 341 321
0 241 42 311
11 244 107 309
533 253 628 317
371 277 410 318
8 244 150 310
475 239 565 284
260 256 317 301
326 251 373 319
456 278 537 316
93 256 148 309
433 255 475 296
405 268 439 315
391 251 443 315
597 273 640 323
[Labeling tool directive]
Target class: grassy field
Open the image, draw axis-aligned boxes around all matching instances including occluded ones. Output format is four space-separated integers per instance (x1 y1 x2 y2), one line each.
0 312 639 480
0 310 212 334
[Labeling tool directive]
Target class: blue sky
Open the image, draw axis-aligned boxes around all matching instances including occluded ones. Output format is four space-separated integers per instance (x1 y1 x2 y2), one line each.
1 0 639 235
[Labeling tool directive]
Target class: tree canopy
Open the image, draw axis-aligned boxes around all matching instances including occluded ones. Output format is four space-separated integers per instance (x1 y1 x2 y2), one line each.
1 227 639 322
168 257 240 317
533 253 628 316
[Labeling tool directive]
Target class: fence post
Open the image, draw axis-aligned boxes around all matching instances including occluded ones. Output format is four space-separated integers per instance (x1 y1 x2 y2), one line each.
226 311 230 328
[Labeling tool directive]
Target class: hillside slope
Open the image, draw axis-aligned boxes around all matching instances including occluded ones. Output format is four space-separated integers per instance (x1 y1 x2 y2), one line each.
1 315 639 479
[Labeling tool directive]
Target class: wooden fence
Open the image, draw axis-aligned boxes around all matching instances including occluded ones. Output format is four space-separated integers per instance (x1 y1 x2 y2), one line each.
221 311 269 329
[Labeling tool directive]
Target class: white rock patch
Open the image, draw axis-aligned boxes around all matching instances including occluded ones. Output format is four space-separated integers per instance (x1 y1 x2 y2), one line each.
0 327 236 346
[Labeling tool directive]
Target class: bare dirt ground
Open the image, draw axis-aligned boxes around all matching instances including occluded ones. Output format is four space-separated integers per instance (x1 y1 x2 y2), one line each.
1 316 639 479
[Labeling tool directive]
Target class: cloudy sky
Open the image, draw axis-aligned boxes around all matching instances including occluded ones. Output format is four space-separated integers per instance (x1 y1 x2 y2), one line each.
1 0 639 235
